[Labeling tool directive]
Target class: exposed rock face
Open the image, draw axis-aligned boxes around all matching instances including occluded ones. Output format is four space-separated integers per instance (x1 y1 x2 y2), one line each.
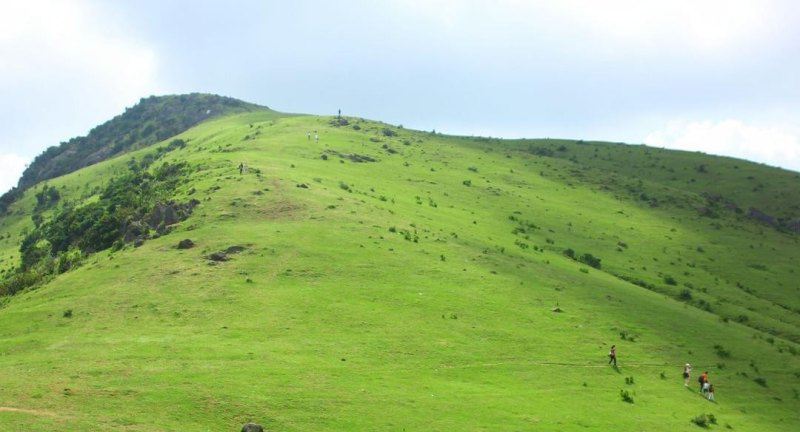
748 207 776 226
149 199 200 229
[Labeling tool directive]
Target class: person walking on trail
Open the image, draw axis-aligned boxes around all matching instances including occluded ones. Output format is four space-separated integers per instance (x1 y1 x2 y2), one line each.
608 345 617 366
238 162 244 175
707 383 715 401
307 131 311 141
699 371 708 393
683 363 692 386
314 131 319 143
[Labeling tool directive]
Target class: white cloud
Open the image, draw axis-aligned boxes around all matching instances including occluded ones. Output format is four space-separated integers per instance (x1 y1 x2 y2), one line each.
0 0 159 101
644 120 800 172
0 153 29 193
0 0 164 193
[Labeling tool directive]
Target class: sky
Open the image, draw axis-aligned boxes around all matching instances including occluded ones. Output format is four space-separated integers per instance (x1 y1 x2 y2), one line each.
1 0 799 193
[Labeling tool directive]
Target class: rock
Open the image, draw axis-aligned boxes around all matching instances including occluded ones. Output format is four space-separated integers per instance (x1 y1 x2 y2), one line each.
241 423 264 432
177 239 195 249
123 221 148 242
225 245 246 254
748 207 776 226
551 307 562 313
207 252 228 262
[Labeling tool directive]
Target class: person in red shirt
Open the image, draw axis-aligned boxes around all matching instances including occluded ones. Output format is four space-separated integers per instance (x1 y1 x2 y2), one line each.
699 371 708 393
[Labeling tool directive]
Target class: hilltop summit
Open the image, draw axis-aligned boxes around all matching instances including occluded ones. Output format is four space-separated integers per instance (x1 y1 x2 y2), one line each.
17 93 265 190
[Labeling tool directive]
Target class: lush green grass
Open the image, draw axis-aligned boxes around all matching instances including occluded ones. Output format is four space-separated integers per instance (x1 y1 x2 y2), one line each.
0 111 798 430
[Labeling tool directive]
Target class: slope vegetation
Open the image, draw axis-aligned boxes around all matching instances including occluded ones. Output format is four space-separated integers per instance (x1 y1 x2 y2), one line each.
0 107 797 431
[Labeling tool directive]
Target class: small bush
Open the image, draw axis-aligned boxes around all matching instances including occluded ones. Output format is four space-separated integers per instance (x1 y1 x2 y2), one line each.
462 180 472 186
63 309 73 318
679 289 693 301
754 376 767 387
691 413 717 427
620 389 634 403
579 253 601 269
713 344 731 358
664 275 678 285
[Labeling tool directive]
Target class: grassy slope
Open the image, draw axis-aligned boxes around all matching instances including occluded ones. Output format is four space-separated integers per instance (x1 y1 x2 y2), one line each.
0 112 798 430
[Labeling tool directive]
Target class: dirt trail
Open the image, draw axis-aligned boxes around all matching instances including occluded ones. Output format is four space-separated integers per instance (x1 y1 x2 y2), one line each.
0 406 59 417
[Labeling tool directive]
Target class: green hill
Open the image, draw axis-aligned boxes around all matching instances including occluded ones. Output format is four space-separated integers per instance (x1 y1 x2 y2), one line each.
0 99 797 431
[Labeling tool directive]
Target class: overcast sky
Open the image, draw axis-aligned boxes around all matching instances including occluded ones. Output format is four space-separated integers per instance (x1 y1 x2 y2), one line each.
1 0 799 193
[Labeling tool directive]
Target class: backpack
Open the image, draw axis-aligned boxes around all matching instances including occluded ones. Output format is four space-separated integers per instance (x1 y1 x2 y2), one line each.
698 376 704 383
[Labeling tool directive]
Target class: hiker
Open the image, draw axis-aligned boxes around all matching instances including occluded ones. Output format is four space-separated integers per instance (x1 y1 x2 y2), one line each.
314 131 319 143
608 344 617 366
307 131 311 141
238 162 244 175
707 383 715 401
698 371 708 393
683 363 692 386
702 380 710 396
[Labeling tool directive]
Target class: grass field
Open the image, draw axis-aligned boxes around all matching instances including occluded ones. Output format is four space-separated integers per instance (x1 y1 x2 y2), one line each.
0 108 798 430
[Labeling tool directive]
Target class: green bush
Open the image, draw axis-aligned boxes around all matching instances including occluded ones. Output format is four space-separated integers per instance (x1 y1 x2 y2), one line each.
579 253 602 269
690 413 717 427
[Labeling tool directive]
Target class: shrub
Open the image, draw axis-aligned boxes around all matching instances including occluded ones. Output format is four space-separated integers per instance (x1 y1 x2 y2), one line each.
563 248 576 259
63 309 73 318
754 376 767 387
691 413 717 427
381 128 397 137
713 344 731 358
462 180 472 186
620 389 634 403
679 289 693 301
664 275 678 285
579 253 601 269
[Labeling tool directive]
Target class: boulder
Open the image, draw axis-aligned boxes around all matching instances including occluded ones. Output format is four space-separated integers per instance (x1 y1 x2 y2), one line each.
177 239 195 249
207 252 228 262
241 423 264 432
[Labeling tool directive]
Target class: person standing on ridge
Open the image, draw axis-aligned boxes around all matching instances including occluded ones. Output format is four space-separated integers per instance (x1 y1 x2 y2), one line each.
307 131 311 141
683 363 692 386
314 131 319 143
608 344 617 366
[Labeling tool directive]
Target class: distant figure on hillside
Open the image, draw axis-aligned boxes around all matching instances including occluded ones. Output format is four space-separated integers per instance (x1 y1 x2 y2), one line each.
337 108 341 119
314 131 319 143
683 363 692 386
608 344 617 366
307 131 311 141
238 162 244 175
698 371 708 393
707 383 715 401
